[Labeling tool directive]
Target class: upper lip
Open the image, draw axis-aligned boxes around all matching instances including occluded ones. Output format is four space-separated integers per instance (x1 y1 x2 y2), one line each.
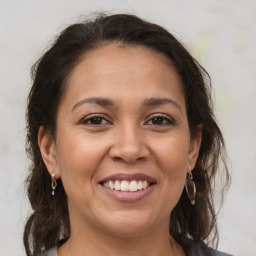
99 173 157 184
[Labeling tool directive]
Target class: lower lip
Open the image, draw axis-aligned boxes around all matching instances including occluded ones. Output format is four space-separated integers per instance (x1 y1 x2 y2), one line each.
100 184 155 202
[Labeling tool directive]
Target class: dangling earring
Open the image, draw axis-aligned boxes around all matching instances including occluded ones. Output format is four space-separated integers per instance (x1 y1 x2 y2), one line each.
185 171 196 205
51 173 57 196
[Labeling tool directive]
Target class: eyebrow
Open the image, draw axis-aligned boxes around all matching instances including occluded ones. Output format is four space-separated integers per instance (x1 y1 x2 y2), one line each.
72 97 114 111
72 96 182 114
143 97 183 114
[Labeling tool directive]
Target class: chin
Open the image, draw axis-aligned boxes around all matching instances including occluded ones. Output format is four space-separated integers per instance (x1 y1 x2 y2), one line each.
97 210 158 236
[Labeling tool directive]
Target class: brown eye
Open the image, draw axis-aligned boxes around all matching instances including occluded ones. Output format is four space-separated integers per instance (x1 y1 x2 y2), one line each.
152 117 167 125
81 116 110 125
88 117 104 124
145 115 174 126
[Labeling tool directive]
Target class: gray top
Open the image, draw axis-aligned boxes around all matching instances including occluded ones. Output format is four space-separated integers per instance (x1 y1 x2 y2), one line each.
182 239 233 256
39 240 233 256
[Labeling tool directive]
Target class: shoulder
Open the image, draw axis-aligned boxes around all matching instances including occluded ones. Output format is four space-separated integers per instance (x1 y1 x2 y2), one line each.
195 243 233 256
36 247 58 256
181 239 233 256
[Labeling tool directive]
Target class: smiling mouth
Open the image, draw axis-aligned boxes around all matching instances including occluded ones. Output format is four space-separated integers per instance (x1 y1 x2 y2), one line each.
102 180 152 192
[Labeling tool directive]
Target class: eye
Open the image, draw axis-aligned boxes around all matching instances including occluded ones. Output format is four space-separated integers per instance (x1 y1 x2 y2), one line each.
81 115 111 125
145 114 174 126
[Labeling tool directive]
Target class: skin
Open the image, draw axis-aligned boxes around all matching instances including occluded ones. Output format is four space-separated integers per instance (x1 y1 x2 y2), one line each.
39 44 201 256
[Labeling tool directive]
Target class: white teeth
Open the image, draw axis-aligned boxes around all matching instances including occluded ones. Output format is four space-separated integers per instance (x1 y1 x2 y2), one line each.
109 180 115 189
103 181 109 188
129 181 138 192
103 180 150 192
142 180 148 189
120 181 129 191
114 180 121 190
137 180 142 190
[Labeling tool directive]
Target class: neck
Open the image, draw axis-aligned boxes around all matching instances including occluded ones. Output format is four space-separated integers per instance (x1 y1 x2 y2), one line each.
58 216 184 256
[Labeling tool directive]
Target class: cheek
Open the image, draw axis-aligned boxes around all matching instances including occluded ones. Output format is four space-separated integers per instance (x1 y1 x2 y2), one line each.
56 129 105 169
55 132 107 194
153 135 190 205
160 151 187 193
155 134 190 174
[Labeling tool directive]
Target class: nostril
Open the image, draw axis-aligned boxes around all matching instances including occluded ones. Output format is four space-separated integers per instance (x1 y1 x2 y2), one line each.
113 156 124 162
112 156 147 163
108 137 150 163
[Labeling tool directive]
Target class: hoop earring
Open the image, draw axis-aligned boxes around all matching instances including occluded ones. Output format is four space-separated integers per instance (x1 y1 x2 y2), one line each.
51 173 57 196
185 172 196 205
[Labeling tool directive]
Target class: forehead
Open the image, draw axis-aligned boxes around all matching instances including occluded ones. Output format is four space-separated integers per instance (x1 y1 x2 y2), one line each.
61 44 185 109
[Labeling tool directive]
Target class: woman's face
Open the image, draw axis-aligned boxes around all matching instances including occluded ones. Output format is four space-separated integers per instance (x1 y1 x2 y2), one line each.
40 45 201 237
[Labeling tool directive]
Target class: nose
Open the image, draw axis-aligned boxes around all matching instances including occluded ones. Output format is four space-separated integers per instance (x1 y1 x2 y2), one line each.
109 123 150 163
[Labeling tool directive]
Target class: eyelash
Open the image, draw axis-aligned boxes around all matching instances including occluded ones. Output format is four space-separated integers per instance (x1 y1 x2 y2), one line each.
145 113 174 126
80 114 111 126
80 113 174 126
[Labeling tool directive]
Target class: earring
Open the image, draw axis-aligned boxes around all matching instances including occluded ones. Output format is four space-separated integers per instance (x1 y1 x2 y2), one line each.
185 172 196 205
51 173 57 196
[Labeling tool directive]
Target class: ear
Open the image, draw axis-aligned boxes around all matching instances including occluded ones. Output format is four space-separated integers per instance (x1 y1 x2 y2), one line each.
187 125 202 172
38 126 60 179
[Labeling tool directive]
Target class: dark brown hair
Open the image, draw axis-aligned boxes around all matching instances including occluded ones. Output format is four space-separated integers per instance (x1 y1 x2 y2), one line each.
24 13 230 255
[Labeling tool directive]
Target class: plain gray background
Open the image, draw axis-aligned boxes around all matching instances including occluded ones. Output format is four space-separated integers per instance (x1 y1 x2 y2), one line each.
1 0 256 255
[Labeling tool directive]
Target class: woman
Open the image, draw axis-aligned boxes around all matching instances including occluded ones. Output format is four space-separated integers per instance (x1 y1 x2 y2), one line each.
24 13 231 256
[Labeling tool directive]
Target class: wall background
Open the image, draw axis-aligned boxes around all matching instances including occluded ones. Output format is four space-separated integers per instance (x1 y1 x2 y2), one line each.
0 0 255 255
